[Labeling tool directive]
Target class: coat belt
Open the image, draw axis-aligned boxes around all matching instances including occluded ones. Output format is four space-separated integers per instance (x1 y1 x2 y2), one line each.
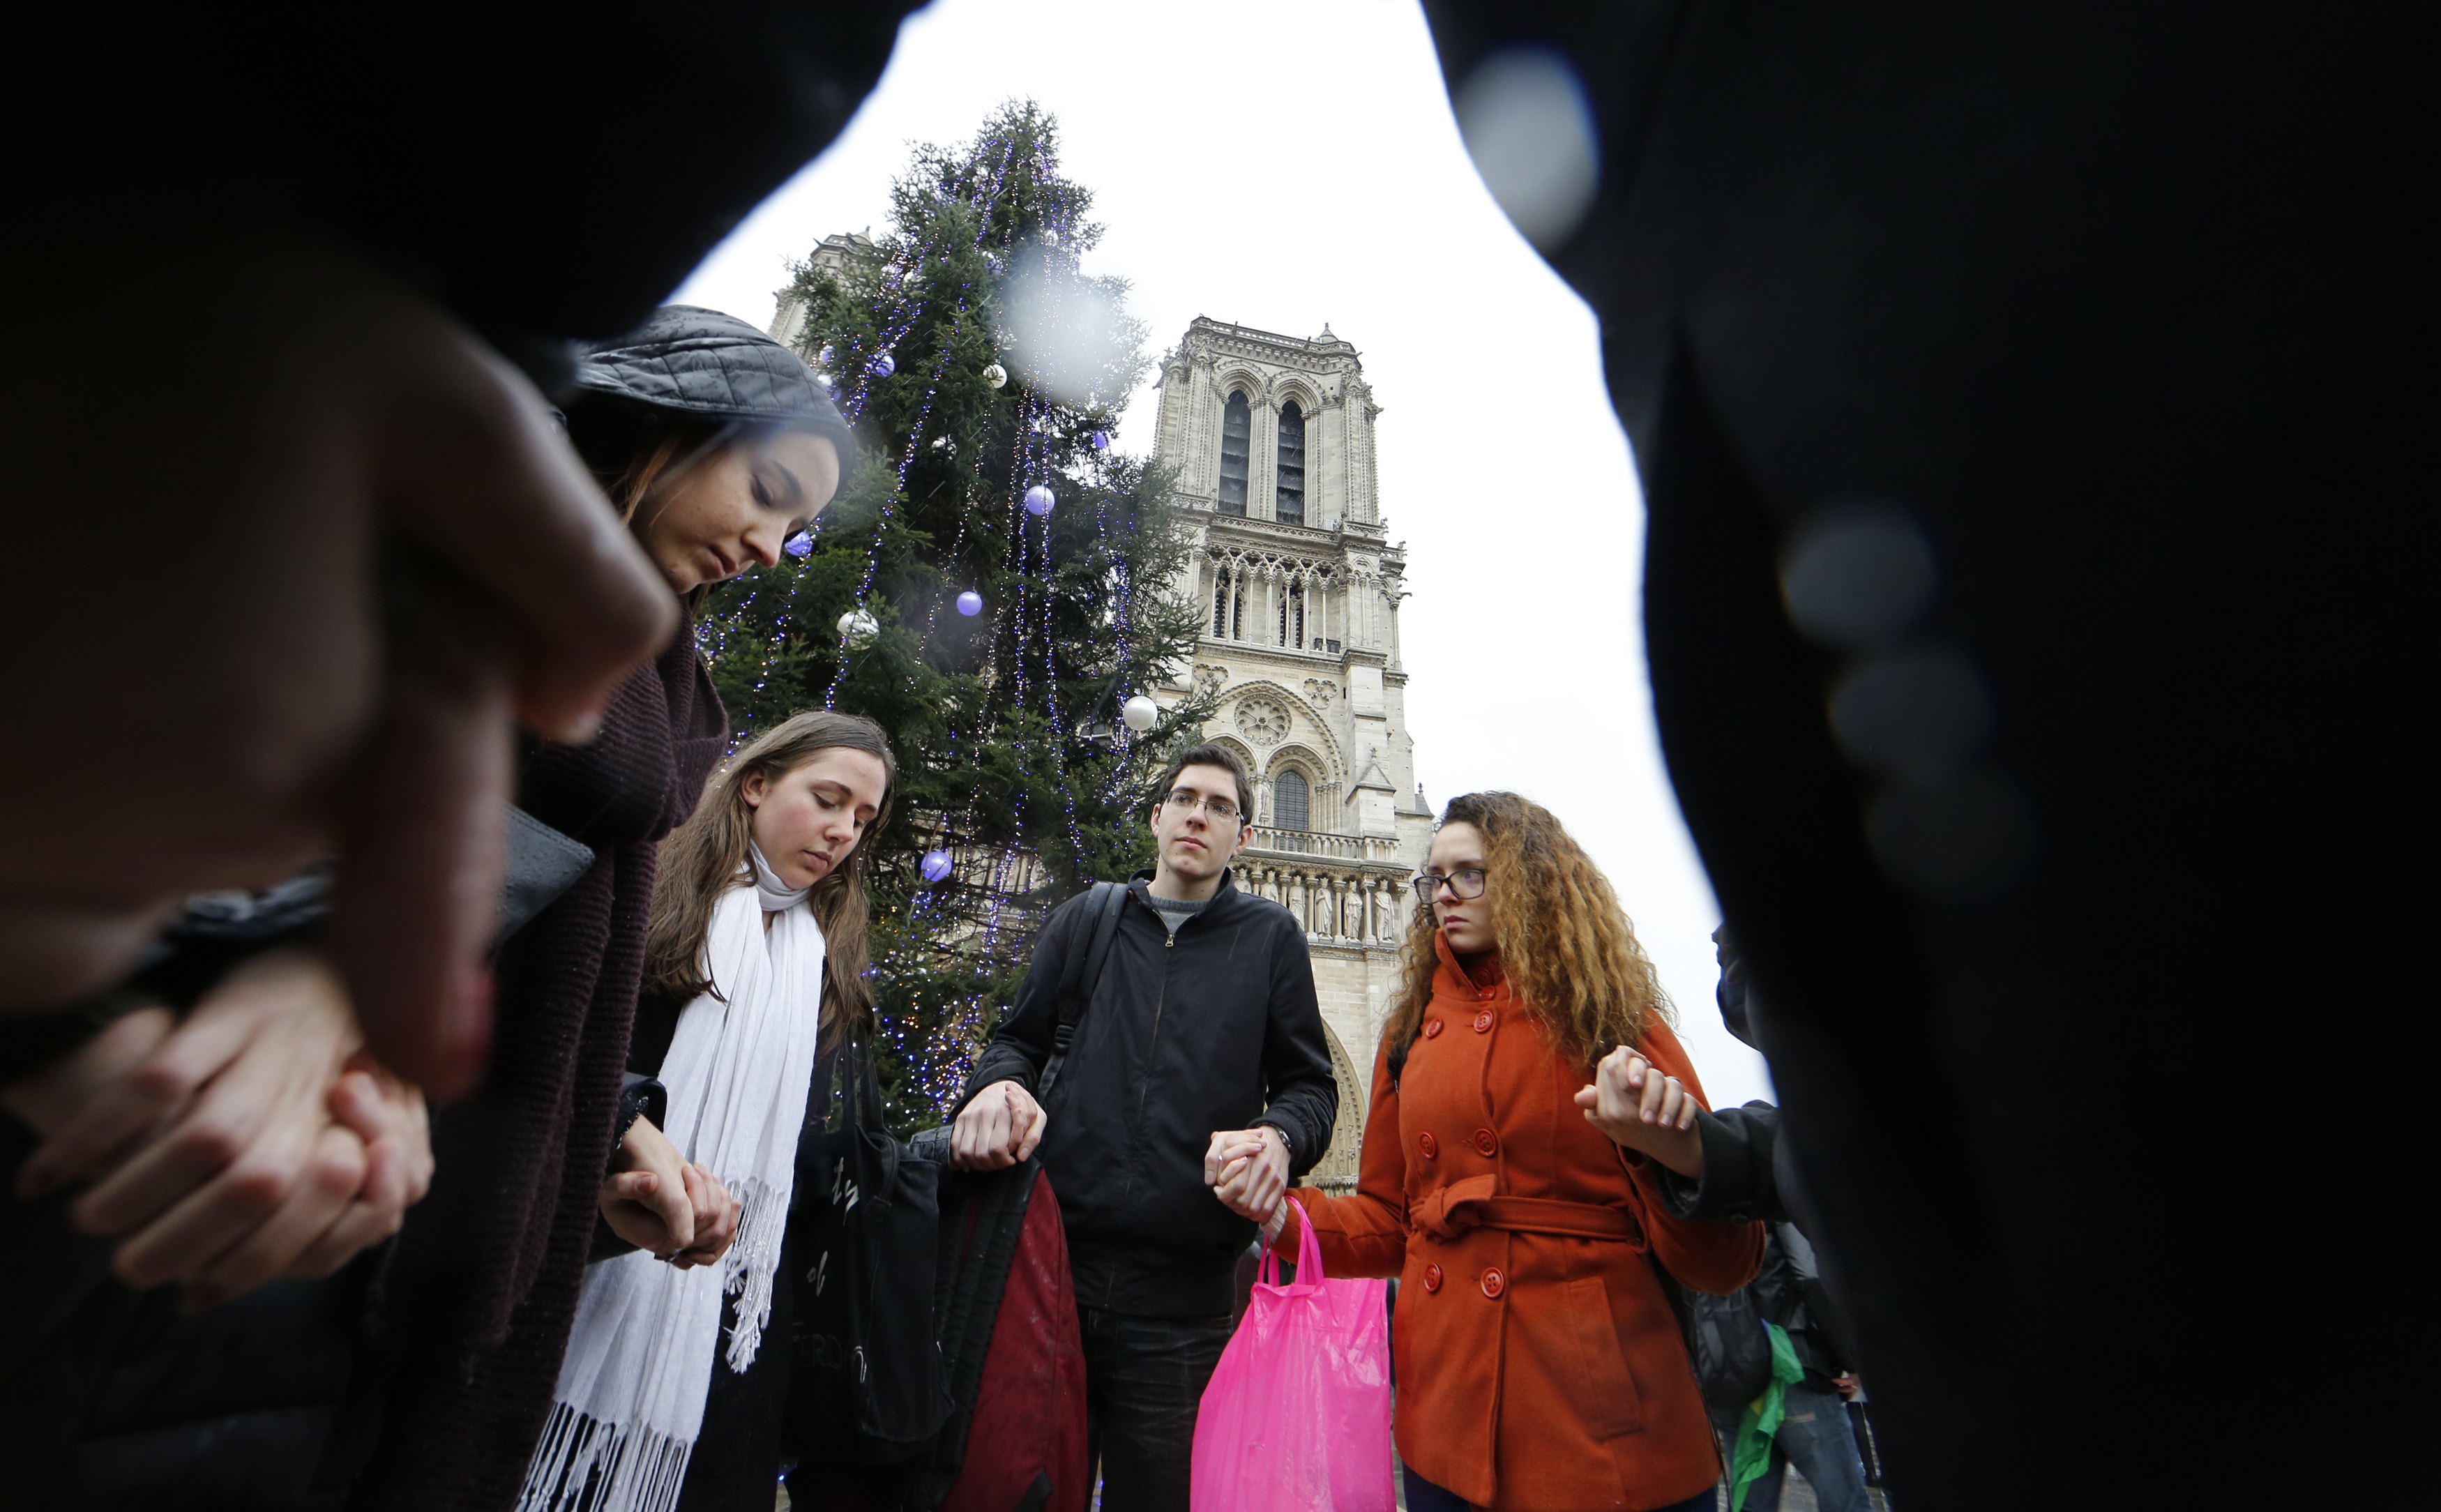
1414 1177 1646 1246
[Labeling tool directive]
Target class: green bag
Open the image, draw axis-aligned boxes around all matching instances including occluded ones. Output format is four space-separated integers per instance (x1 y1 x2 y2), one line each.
1728 1321 1805 1512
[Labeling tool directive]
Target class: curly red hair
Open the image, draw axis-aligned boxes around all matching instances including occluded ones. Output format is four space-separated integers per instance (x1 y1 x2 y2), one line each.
1386 791 1670 1070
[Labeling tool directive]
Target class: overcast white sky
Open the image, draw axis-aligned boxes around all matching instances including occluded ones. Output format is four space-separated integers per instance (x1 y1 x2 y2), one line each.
675 0 1774 1107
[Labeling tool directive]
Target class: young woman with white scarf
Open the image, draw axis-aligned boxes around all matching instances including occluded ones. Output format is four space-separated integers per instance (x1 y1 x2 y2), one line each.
520 709 896 1512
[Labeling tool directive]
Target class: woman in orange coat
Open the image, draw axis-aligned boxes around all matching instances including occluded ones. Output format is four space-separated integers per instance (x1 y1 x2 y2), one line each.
1211 791 1763 1512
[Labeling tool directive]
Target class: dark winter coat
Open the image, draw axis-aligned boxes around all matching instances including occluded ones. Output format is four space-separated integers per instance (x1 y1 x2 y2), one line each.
1422 2 2422 1500
356 619 726 1511
0 1119 388 1512
1657 1101 1808 1232
955 872 1338 1319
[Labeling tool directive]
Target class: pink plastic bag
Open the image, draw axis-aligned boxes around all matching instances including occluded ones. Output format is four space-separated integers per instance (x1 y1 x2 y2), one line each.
1191 1196 1396 1512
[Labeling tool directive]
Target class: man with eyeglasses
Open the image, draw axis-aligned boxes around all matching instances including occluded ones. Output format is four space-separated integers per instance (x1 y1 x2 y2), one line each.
947 742 1338 1511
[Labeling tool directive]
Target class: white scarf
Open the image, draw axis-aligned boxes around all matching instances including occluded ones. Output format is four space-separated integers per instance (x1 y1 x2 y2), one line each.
518 872 826 1512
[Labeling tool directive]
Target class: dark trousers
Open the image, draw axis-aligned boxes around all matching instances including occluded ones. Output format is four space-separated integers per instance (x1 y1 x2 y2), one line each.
1077 1306 1231 1512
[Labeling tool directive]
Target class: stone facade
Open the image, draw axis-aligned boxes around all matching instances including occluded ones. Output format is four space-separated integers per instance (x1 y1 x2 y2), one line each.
1149 317 1433 1190
765 230 873 352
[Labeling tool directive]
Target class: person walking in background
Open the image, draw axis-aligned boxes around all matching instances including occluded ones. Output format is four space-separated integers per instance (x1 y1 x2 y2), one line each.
947 743 1338 1512
1705 1224 1873 1512
1214 791 1762 1512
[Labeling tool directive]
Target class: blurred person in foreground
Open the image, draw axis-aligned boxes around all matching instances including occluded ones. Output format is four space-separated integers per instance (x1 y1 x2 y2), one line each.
0 4 918 1098
1216 792 1762 1512
0 309 846 1509
1422 1 2417 1502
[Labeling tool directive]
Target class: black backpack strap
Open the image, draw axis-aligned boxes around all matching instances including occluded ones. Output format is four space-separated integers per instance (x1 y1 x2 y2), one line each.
1036 880 1127 1104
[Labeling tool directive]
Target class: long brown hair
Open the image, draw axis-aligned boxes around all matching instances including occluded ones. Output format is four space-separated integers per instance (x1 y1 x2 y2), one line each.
643 710 898 1042
1384 791 1670 1072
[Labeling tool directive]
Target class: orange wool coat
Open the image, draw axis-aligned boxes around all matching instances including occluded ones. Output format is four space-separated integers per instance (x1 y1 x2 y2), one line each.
1285 937 1763 1511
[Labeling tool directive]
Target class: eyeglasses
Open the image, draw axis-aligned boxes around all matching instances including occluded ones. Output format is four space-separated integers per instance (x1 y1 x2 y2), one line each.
1412 867 1487 902
1162 789 1241 825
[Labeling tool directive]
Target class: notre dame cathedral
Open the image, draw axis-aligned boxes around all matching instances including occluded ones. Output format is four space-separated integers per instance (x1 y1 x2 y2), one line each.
1148 317 1435 1187
773 271 1428 1185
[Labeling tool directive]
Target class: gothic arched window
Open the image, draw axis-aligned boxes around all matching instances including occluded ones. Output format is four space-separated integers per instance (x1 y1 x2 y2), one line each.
1276 402 1306 525
1218 392 1250 515
1274 769 1310 831
1212 567 1230 637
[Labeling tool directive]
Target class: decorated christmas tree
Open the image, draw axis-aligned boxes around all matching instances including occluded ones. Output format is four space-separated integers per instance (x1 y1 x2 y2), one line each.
698 102 1209 1129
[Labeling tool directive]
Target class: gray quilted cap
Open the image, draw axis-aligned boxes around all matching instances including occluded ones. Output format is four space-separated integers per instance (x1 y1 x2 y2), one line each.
570 303 856 468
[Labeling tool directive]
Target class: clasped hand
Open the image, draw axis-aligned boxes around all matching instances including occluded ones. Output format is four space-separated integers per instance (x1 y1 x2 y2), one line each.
3 948 433 1309
1204 1126 1289 1226
947 1079 1046 1171
1575 1045 1705 1178
598 1116 739 1268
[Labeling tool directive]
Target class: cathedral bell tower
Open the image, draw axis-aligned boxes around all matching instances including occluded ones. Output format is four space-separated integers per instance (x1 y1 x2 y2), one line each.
1149 317 1434 1188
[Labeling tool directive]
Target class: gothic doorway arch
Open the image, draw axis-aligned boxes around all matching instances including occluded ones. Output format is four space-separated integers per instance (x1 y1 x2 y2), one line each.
1310 1020 1367 1192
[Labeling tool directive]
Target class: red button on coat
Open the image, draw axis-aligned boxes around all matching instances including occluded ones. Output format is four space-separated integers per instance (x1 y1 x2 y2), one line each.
1472 1011 1494 1034
1472 1127 1499 1158
1419 1131 1438 1159
1423 1018 1444 1039
1480 1267 1506 1299
1423 1264 1444 1293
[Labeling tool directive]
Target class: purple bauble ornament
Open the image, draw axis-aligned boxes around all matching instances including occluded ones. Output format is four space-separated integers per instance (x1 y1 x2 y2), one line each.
1022 485 1056 517
1090 430 1112 452
955 589 983 617
872 351 896 379
920 849 954 883
783 531 813 559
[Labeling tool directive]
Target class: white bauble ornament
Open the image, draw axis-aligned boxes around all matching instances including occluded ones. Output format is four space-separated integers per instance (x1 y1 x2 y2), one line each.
983 363 1008 389
838 608 879 644
1121 695 1160 733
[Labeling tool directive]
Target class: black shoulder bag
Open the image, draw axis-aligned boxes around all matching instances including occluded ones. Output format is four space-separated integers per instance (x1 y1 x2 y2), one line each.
785 1039 953 1463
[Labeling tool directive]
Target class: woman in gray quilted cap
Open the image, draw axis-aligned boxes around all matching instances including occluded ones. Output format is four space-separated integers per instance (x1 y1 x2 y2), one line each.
360 307 858 1512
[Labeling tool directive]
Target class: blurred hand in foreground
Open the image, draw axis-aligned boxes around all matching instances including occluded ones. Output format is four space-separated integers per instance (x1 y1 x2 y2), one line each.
0 229 676 1095
3 949 434 1306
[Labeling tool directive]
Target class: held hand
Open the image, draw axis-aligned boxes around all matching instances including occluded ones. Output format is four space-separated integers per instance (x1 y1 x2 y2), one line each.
15 951 386 1296
0 1003 179 1141
600 1114 697 1257
188 1051 436 1306
282 1054 435 1280
1576 1046 1705 1179
667 1164 740 1269
949 1080 1045 1171
1207 1126 1290 1223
